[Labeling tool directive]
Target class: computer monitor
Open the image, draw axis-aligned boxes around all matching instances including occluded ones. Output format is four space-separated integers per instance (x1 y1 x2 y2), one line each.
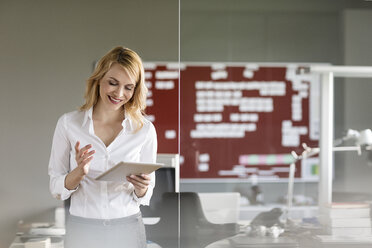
140 153 179 217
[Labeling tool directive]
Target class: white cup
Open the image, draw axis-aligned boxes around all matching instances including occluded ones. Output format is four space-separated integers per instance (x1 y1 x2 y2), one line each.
358 129 372 146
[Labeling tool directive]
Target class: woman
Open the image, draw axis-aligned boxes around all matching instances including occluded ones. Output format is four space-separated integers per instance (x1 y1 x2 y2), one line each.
48 46 157 248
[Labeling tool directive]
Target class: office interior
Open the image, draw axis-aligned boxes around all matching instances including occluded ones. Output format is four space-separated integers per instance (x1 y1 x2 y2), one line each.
1 0 372 247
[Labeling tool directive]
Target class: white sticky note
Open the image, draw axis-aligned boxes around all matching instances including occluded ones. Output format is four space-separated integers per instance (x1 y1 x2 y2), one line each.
196 124 206 130
251 114 259 122
222 83 231 90
165 130 176 139
145 81 152 89
232 82 240 90
204 114 212 122
195 81 204 90
211 70 228 80
197 105 207 112
196 99 206 105
205 82 213 89
299 91 308 98
233 91 242 98
224 91 232 98
213 114 222 122
215 91 223 98
146 99 153 106
145 72 152 80
230 113 240 122
206 91 213 98
145 115 155 122
245 64 259 70
243 70 254 78
199 153 210 162
245 123 256 132
241 114 249 122
299 127 308 135
143 63 156 70
179 155 184 165
198 163 209 172
166 63 184 70
190 130 198 138
194 114 202 122
211 63 226 70
166 81 175 89
155 71 179 79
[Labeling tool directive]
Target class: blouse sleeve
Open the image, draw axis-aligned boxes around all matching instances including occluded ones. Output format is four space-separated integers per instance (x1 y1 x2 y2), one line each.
133 122 158 206
48 114 77 200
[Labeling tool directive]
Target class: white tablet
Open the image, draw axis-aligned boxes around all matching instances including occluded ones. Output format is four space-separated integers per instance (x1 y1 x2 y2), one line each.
95 161 164 182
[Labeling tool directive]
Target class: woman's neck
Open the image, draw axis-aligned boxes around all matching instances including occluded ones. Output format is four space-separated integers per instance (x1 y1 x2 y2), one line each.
92 102 124 124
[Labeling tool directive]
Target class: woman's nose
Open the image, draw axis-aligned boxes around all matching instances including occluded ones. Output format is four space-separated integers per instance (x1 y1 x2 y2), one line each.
115 87 124 97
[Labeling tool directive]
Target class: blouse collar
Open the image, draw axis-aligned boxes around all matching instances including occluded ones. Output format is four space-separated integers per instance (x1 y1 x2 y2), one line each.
82 107 134 132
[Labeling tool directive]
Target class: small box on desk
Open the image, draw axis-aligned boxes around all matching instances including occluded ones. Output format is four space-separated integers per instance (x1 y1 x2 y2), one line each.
319 202 372 237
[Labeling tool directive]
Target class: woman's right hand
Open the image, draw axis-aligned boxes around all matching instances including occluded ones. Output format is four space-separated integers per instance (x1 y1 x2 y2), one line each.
75 141 95 176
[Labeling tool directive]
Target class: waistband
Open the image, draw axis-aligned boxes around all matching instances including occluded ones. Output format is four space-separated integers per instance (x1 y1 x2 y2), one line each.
68 212 142 226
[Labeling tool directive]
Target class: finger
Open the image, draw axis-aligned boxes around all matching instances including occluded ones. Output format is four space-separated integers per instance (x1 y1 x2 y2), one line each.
128 178 147 189
75 141 80 154
79 144 93 157
78 151 95 165
80 150 96 161
126 176 145 187
80 155 94 167
132 174 150 184
139 174 151 180
77 145 93 162
81 150 95 159
129 175 150 187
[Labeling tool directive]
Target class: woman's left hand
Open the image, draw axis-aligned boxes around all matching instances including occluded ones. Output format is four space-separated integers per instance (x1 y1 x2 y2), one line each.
126 174 151 198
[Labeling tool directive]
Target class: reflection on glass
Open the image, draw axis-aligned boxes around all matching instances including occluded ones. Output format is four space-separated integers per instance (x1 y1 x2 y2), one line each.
180 0 372 247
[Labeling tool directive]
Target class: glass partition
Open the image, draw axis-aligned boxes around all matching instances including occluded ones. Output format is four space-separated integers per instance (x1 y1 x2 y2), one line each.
179 0 372 247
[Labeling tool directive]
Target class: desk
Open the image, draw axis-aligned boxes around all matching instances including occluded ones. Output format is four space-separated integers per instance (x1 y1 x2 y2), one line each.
9 235 162 248
9 218 161 248
206 234 300 248
206 233 372 248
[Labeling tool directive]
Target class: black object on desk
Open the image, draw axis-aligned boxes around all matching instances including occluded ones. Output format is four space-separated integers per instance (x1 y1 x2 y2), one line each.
250 208 284 228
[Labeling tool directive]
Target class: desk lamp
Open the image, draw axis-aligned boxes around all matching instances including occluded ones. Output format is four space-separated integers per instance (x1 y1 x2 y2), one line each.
286 129 372 221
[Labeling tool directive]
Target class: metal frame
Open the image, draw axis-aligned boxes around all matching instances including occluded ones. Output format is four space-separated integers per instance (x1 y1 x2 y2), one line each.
308 65 372 207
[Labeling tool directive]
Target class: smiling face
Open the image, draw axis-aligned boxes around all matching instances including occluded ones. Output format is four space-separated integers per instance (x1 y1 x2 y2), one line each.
97 63 136 111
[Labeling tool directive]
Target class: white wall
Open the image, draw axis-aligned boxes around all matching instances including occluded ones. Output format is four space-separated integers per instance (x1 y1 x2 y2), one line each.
0 1 178 247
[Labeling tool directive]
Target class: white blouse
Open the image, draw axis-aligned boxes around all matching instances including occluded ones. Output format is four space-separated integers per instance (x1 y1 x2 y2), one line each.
48 108 157 219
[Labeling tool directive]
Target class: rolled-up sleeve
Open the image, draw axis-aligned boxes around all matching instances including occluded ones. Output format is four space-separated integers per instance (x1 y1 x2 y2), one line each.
48 114 77 200
133 122 158 206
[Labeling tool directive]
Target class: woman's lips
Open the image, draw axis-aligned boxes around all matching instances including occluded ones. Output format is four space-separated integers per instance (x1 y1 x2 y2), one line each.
108 95 123 104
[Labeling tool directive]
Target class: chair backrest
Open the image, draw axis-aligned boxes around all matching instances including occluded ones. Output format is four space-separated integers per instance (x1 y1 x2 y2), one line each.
146 192 239 248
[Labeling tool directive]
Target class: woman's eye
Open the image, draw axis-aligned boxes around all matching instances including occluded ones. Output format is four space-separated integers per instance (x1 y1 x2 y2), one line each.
125 87 134 91
109 81 117 86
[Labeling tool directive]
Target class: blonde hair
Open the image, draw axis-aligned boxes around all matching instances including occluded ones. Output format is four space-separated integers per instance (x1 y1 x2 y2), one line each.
80 46 147 132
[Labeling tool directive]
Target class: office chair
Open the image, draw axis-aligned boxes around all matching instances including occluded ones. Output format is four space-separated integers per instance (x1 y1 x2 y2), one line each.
145 192 239 248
